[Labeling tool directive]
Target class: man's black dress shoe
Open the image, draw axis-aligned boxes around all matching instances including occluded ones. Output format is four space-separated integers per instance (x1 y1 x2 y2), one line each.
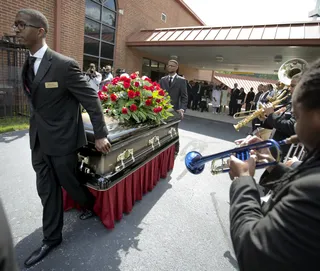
24 242 61 268
79 209 95 220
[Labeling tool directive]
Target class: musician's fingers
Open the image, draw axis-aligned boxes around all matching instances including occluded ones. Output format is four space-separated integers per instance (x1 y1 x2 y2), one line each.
245 135 263 145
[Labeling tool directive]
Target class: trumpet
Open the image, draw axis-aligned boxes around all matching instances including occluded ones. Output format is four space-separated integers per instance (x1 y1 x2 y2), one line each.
185 135 298 175
233 91 288 131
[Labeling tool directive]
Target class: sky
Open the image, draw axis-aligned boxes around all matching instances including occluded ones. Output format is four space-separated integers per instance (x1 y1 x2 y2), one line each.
183 0 318 26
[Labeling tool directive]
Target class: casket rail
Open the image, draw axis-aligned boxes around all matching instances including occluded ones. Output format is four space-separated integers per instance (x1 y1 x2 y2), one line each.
77 112 180 191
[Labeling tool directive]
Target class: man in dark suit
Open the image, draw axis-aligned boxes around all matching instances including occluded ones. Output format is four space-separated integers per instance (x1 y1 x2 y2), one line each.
227 58 320 270
0 199 18 271
159 59 188 155
228 83 239 116
13 9 111 268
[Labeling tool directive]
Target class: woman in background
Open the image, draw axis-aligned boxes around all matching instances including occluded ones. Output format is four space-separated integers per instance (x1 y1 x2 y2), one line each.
220 85 229 114
212 84 221 114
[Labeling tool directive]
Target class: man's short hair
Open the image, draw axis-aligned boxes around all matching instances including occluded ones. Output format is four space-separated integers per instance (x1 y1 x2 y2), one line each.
17 8 49 33
168 59 179 66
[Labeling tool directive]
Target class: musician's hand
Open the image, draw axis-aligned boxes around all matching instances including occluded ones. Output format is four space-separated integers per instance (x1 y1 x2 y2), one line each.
284 156 299 167
228 154 256 180
263 103 274 116
176 109 184 119
95 137 111 154
245 136 273 157
275 107 286 114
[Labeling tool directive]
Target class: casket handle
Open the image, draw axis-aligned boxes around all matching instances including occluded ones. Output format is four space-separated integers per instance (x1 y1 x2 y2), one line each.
148 136 160 150
168 128 177 138
115 149 135 172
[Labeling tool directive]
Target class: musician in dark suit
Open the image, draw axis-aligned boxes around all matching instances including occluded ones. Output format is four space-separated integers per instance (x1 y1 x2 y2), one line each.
13 9 111 268
0 199 18 271
227 58 320 270
159 60 188 155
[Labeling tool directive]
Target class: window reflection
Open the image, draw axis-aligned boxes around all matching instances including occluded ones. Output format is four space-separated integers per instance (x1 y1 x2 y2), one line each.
102 7 116 26
85 0 101 21
102 0 116 11
101 42 114 59
85 18 100 39
84 37 100 56
101 25 115 43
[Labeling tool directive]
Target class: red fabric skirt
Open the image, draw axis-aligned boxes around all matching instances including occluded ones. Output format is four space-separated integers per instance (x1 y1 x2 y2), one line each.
62 145 175 229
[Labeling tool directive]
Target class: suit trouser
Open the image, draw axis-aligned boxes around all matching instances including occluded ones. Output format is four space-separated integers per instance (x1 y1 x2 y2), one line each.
31 138 95 245
174 122 180 153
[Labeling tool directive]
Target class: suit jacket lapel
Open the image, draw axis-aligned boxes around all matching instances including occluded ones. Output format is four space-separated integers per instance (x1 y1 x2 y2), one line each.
31 48 53 98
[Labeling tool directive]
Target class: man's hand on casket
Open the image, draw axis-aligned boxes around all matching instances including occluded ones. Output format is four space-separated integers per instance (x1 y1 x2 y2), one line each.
177 109 184 119
95 138 111 154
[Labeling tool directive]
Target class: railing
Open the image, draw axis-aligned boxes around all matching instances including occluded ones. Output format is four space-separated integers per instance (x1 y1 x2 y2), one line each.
0 35 29 118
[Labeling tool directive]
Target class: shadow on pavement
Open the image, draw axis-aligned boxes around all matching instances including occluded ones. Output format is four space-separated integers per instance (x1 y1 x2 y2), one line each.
15 177 173 271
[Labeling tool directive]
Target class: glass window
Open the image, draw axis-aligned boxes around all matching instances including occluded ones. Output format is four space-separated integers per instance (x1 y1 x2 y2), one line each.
100 42 114 59
83 55 99 71
151 60 158 68
84 37 100 56
85 18 100 39
102 7 116 26
84 0 116 69
102 0 116 11
101 25 115 43
85 0 101 21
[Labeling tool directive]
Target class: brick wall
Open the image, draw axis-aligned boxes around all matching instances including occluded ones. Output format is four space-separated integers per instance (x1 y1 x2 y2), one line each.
0 0 85 68
0 0 55 50
114 0 203 74
59 0 85 67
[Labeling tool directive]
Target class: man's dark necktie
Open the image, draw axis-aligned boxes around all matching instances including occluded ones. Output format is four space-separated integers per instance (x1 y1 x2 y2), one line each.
169 76 172 87
25 56 37 92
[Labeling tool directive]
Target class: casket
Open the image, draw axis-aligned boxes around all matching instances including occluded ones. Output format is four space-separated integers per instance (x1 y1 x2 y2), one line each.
77 112 180 191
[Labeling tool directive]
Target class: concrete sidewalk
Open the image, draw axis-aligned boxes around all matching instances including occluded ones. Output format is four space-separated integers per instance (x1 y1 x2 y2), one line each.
184 103 252 128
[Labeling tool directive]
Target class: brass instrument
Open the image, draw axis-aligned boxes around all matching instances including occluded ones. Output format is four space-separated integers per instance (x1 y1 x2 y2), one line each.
185 135 299 175
233 58 308 131
233 90 288 131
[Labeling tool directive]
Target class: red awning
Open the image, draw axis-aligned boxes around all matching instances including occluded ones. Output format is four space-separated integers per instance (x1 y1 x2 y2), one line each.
213 73 277 92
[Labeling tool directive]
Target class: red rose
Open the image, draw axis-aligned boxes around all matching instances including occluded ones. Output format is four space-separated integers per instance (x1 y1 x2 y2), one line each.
102 84 108 92
135 91 140 97
153 106 163 113
110 93 118 102
130 104 138 112
156 99 161 103
112 78 119 85
145 99 152 106
105 109 109 113
97 90 108 101
143 86 149 90
128 90 136 99
123 81 130 89
130 73 137 79
122 107 128 114
134 82 140 87
158 90 165 96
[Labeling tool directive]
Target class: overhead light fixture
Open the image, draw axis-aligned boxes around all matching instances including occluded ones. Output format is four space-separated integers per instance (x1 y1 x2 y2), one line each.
216 55 224 62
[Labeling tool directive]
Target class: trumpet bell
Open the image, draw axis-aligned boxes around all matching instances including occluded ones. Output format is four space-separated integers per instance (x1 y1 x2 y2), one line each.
185 151 205 174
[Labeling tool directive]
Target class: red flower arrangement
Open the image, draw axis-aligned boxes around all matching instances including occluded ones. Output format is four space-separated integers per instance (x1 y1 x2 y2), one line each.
98 72 174 125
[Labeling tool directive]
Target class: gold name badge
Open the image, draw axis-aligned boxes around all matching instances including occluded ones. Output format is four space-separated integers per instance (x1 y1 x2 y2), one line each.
45 82 59 88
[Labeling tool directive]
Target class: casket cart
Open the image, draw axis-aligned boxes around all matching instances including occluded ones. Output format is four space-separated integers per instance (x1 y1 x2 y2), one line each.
77 111 180 191
63 111 180 228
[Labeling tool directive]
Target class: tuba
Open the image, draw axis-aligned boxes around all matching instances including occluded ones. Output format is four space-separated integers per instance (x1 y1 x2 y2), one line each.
233 58 308 131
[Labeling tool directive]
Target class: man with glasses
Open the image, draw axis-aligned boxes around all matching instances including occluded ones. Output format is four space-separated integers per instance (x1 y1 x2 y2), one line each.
13 8 111 268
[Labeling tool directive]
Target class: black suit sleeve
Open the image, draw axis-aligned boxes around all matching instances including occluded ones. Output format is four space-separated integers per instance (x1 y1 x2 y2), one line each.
180 78 188 111
265 113 296 136
229 176 320 270
66 60 108 139
0 200 18 271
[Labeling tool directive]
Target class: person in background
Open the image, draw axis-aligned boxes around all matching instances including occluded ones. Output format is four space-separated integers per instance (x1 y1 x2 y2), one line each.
187 80 193 109
0 199 18 271
236 87 246 113
85 63 102 92
159 59 188 156
101 65 113 85
229 83 239 116
219 85 229 114
244 87 255 112
211 84 221 114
